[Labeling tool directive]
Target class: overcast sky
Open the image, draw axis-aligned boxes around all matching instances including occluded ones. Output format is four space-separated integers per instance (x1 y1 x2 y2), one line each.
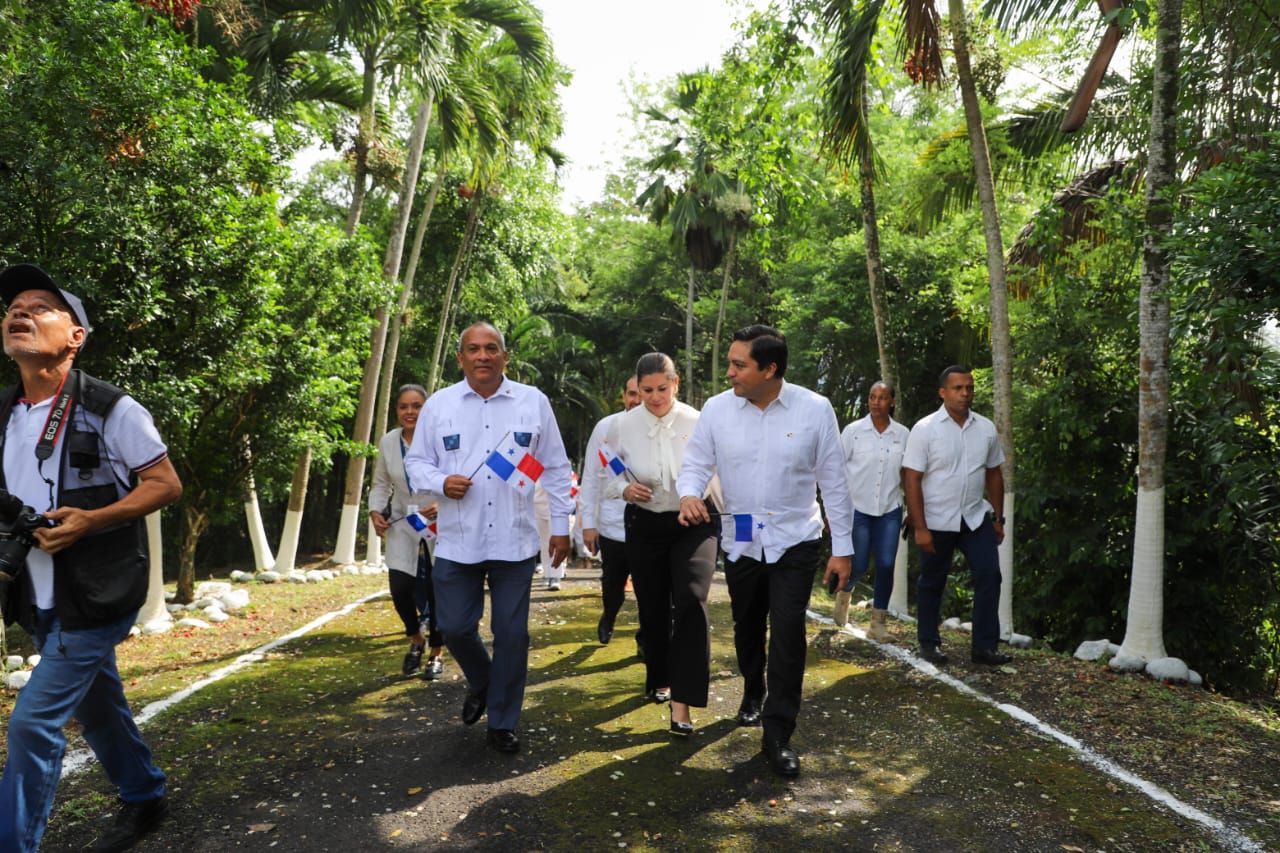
534 0 764 208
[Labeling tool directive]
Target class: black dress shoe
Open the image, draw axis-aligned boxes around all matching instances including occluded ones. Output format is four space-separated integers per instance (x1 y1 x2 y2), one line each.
93 795 170 853
461 687 487 725
649 687 671 703
597 616 614 645
919 644 949 665
669 719 694 737
971 648 1013 665
402 643 424 676
486 728 521 753
735 700 763 727
762 738 800 778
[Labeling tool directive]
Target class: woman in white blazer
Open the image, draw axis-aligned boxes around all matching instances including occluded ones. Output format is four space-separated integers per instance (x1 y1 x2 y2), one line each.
369 384 444 678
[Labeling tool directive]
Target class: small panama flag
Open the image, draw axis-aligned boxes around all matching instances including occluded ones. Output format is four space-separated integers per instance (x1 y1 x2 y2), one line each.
404 511 437 542
596 442 628 479
484 436 545 494
726 513 771 560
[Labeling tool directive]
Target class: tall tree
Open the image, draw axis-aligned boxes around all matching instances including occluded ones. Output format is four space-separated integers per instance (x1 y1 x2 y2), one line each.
1118 0 1181 664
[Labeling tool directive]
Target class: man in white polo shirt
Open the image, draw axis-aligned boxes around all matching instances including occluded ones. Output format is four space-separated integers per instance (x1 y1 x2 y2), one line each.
902 364 1012 667
677 324 852 778
0 263 183 853
404 322 573 755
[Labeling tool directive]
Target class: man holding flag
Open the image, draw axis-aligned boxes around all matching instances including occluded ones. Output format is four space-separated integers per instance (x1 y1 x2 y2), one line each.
677 325 852 778
405 322 573 754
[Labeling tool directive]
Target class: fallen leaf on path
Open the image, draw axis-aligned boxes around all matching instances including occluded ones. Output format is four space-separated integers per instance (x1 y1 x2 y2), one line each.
248 823 275 833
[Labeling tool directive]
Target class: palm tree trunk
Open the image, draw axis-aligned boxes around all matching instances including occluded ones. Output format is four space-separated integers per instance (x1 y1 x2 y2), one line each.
427 192 483 393
275 446 312 575
858 112 898 391
1121 0 1181 663
947 0 1016 638
334 98 435 567
344 47 379 237
364 163 447 567
709 230 738 401
685 266 696 394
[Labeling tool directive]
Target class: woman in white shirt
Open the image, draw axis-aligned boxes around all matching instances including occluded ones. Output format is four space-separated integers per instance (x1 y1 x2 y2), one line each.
838 381 910 640
606 353 718 737
369 384 444 679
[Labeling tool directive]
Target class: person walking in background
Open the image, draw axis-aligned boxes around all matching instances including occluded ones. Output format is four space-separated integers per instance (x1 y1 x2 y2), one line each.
579 376 643 657
404 322 573 754
902 365 1012 667
0 264 183 853
368 383 445 680
606 354 718 736
836 380 909 640
677 325 852 777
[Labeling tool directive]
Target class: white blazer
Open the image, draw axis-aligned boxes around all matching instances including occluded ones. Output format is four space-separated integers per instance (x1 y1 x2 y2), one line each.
368 428 437 576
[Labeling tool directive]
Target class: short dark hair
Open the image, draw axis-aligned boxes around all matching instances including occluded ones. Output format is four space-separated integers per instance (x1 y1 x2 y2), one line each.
635 352 677 382
938 364 972 387
732 324 787 378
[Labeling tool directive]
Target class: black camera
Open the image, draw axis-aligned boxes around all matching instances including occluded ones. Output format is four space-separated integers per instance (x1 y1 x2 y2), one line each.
0 488 51 582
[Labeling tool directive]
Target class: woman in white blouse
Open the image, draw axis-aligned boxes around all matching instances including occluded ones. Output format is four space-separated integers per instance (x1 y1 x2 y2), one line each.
606 353 718 736
837 380 910 640
369 384 444 678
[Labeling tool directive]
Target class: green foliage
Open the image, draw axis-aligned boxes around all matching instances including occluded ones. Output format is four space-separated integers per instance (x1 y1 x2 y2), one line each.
0 1 388 568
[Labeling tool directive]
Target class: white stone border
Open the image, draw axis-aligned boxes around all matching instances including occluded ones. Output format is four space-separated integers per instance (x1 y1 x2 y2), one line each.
809 610 1266 853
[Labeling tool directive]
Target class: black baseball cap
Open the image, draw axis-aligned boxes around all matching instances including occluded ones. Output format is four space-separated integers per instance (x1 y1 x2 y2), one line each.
0 264 91 343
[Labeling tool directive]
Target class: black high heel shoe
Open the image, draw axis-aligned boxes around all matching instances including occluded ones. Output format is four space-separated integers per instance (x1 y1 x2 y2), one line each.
669 703 693 737
649 687 670 703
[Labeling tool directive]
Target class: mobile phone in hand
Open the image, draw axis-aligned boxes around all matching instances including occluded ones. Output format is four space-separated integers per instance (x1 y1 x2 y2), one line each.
826 573 840 595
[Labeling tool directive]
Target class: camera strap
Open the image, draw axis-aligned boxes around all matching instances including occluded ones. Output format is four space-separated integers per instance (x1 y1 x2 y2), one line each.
36 371 74 462
34 371 75 510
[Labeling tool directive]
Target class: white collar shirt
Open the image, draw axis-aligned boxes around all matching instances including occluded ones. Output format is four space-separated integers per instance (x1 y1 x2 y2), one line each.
404 376 573 564
578 411 626 541
902 404 1005 532
677 381 853 562
840 415 910 516
605 401 700 514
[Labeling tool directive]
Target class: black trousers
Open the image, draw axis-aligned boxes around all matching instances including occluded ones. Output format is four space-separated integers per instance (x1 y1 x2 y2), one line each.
725 539 821 744
388 543 442 648
623 504 717 706
599 535 643 646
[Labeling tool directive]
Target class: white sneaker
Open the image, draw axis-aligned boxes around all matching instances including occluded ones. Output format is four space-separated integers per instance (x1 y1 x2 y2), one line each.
546 579 561 591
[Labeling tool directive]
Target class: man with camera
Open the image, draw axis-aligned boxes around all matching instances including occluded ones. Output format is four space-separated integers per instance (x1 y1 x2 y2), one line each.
0 264 182 853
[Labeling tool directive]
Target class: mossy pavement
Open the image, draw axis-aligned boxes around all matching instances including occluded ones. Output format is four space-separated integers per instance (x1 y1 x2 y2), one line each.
39 565 1264 852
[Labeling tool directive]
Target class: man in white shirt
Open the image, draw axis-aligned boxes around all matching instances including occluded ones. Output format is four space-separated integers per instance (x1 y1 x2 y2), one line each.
404 323 574 754
902 365 1012 667
578 377 641 650
677 325 853 778
0 264 183 853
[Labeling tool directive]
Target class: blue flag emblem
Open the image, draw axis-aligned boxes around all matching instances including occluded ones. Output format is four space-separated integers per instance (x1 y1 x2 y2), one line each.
513 432 532 447
443 434 461 451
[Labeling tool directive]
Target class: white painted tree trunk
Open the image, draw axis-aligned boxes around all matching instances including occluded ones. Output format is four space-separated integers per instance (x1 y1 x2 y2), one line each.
274 446 311 575
1120 0 1180 663
1121 487 1168 660
364 517 382 568
888 540 909 617
137 511 171 631
333 99 435 566
998 491 1014 640
948 0 1017 637
243 478 275 572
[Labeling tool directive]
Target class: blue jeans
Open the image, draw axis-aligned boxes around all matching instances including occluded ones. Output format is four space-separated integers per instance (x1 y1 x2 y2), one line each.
0 608 165 852
432 556 536 732
844 507 902 609
916 518 1002 652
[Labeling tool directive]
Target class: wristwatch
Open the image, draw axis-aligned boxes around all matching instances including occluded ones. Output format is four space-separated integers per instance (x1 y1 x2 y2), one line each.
994 515 1006 524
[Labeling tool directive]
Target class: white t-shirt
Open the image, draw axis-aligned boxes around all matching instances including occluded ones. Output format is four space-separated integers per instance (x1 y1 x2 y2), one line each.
3 393 168 609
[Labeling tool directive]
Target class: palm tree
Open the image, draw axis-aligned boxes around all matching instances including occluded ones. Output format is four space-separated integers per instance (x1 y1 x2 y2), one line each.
318 0 553 566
